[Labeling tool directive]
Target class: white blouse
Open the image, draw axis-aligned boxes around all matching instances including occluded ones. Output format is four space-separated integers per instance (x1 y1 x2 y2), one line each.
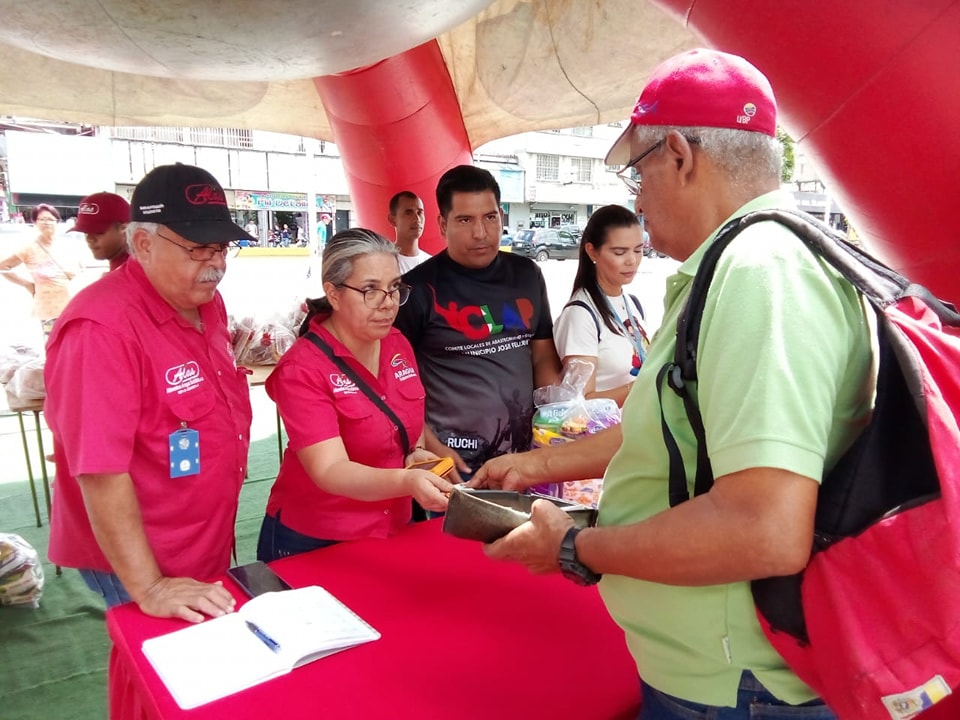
553 288 647 393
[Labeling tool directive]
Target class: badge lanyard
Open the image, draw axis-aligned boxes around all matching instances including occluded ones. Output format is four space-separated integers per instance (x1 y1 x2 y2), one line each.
605 293 649 376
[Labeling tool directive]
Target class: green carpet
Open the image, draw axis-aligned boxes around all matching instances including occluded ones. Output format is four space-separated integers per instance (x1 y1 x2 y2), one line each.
0 416 282 720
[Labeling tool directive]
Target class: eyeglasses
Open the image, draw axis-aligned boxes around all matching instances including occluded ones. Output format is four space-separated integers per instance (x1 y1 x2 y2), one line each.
156 231 238 261
615 135 701 195
36 217 58 224
339 283 412 308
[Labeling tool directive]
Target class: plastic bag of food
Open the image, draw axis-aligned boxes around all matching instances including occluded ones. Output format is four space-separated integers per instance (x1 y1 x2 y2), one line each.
530 360 621 504
4 357 46 408
229 299 305 367
236 321 296 366
0 345 40 385
0 533 44 609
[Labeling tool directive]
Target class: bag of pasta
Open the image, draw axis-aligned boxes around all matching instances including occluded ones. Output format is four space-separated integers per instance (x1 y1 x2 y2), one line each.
531 360 621 504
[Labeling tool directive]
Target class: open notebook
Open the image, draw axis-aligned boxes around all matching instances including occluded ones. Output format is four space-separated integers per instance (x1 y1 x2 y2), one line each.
142 585 380 709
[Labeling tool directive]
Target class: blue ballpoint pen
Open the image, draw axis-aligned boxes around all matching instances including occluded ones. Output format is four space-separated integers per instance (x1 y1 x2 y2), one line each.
246 620 282 653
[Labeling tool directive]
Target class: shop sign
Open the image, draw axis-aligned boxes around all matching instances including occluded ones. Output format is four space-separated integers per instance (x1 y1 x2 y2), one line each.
234 191 336 212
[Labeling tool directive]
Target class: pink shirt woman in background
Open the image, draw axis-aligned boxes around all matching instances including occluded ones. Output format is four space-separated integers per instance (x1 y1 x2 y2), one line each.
0 204 82 335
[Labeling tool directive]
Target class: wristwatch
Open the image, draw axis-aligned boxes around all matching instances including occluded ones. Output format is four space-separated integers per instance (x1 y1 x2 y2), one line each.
558 526 602 586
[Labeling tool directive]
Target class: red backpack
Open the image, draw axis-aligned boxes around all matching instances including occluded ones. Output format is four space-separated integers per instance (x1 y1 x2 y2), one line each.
657 209 960 720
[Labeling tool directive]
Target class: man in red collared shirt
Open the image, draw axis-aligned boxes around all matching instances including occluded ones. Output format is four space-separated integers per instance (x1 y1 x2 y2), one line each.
45 163 256 623
68 191 131 271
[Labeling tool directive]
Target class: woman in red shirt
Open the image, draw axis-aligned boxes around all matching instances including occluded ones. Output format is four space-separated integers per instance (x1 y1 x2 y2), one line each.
257 228 452 561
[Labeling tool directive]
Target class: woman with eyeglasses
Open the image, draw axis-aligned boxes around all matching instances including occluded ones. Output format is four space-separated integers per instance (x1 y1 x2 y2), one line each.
257 228 452 562
553 205 650 407
0 204 83 336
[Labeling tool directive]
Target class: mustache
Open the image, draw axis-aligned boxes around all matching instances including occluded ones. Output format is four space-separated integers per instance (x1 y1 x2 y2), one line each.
197 268 225 283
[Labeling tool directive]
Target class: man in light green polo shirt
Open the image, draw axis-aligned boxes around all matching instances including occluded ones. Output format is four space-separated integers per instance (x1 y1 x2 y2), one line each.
471 48 873 719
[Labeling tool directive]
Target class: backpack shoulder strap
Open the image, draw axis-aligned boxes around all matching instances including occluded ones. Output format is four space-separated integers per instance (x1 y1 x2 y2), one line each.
660 208 960 508
628 294 645 320
564 299 601 342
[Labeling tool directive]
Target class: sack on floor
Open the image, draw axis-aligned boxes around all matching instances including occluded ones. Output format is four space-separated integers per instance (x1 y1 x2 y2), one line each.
0 533 45 609
658 209 960 720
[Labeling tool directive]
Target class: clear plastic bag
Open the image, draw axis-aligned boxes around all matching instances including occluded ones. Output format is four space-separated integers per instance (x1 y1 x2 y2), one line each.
0 533 45 609
229 301 304 366
4 357 46 407
532 359 621 447
531 360 621 503
0 345 40 385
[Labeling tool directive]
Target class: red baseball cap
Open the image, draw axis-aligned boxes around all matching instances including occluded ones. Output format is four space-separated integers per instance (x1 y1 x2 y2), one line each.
605 48 777 166
70 192 130 234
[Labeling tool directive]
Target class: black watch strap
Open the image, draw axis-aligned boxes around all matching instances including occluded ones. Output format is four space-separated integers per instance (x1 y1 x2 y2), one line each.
558 526 602 586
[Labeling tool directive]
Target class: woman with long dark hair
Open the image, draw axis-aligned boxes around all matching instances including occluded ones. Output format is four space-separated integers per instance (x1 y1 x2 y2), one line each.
553 205 649 407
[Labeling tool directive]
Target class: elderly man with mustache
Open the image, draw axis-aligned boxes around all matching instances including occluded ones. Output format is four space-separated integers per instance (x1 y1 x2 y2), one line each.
44 163 256 624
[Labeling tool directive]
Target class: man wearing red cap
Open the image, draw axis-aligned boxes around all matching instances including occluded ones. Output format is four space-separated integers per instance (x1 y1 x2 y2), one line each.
68 191 130 271
474 49 871 718
44 164 256 628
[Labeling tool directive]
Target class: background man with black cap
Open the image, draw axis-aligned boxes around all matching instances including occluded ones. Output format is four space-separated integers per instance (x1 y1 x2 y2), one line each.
472 49 873 718
68 191 131 271
44 163 257 623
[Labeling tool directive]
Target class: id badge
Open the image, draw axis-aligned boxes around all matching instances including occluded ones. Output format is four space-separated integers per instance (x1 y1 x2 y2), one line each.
169 425 200 478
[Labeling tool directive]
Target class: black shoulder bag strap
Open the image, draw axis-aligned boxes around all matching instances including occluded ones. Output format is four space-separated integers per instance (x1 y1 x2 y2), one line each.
564 300 602 341
657 207 958 508
303 331 411 457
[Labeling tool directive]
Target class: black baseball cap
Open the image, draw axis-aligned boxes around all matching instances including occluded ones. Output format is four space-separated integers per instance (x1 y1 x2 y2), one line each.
131 163 255 245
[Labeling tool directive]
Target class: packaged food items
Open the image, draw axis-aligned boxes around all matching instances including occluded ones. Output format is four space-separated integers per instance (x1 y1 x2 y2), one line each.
0 533 44 609
530 360 622 504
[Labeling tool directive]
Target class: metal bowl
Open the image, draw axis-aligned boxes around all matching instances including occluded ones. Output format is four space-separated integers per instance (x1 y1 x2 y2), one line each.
442 487 597 543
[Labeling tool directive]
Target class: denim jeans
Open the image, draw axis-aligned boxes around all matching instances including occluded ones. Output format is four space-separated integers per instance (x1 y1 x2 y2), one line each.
639 672 836 720
79 569 131 608
256 510 338 563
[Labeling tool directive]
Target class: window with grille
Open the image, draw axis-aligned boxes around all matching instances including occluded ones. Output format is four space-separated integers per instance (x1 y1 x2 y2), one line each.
536 154 559 181
571 157 592 183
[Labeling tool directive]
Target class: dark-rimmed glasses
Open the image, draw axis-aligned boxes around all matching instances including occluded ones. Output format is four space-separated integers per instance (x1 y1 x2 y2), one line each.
615 135 701 195
616 140 663 195
156 231 238 261
340 283 412 308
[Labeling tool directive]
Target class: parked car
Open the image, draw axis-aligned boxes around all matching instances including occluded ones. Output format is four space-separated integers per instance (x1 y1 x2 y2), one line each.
511 228 579 261
499 234 513 252
558 223 583 241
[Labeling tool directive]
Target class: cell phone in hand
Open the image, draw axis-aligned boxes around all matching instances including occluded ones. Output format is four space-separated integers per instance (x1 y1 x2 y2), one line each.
405 456 455 478
226 561 292 598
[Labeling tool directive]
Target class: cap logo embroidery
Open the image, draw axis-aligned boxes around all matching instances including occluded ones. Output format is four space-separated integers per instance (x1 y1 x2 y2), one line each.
737 102 757 125
635 100 659 116
79 202 99 215
185 184 227 206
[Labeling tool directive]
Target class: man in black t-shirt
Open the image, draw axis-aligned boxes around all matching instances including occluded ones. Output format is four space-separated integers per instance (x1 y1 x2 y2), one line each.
395 165 561 478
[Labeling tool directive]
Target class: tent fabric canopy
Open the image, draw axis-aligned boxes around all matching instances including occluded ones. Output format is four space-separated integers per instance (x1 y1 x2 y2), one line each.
0 0 698 148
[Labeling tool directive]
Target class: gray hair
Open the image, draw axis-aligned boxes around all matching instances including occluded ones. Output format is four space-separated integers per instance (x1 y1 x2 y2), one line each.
633 125 782 187
125 221 160 255
321 228 398 287
301 228 400 319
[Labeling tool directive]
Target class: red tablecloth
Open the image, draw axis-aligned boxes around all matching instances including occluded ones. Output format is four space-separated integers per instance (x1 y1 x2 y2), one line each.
106 520 641 720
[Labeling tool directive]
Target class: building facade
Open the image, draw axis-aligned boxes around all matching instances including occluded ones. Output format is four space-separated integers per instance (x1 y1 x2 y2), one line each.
1 119 844 241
